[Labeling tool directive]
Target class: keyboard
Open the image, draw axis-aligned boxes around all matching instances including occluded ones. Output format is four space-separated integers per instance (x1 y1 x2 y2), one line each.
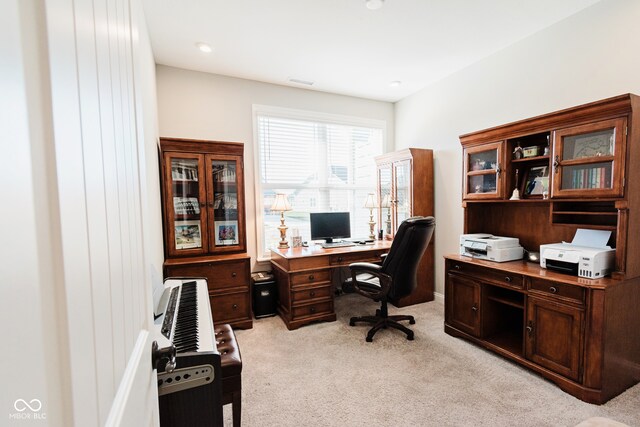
321 241 356 248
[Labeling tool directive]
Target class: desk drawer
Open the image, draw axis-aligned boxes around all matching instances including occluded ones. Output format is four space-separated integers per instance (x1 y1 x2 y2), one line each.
292 285 333 303
291 301 333 320
291 270 330 286
448 261 523 289
330 250 385 266
529 278 585 305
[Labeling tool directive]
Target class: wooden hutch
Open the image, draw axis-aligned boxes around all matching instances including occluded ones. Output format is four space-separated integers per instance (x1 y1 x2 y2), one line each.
445 94 640 403
160 137 252 329
375 148 434 306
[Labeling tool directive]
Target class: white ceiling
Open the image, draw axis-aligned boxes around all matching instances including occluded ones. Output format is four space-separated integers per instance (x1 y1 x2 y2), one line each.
142 0 602 102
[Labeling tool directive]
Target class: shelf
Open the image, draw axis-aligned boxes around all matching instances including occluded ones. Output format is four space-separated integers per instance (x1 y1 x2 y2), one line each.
512 155 550 163
561 155 615 167
553 211 617 216
174 213 200 220
467 169 497 176
485 330 523 356
487 295 524 309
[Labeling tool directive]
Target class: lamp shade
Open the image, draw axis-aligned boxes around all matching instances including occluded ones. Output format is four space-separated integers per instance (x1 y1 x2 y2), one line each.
364 193 376 208
380 194 391 208
271 193 291 212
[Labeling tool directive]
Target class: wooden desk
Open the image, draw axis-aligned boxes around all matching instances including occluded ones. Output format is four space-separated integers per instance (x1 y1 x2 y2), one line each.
270 241 392 330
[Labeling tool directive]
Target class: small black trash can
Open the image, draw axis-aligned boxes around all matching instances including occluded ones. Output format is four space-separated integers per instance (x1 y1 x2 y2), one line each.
251 272 277 318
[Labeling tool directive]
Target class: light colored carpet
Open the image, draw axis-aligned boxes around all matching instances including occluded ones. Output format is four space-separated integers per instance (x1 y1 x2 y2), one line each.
222 294 640 427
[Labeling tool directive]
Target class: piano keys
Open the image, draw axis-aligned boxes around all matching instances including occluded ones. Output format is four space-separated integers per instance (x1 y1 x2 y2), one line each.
155 278 223 427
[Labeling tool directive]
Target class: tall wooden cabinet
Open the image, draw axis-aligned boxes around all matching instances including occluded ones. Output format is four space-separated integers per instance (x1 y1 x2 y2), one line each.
375 148 434 306
445 94 640 404
160 138 252 329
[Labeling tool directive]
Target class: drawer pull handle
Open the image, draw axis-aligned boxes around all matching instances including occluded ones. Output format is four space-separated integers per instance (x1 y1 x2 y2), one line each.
454 265 461 270
310 291 316 297
504 276 512 283
232 304 238 310
231 272 237 278
337 257 343 262
526 321 534 336
310 307 316 313
309 275 314 281
549 286 558 293
471 305 478 312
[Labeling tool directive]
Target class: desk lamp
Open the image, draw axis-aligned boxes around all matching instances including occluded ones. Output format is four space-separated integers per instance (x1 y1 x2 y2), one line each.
272 193 292 249
364 193 377 240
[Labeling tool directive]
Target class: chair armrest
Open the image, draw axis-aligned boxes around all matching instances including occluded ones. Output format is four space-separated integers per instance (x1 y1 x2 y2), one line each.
348 262 382 273
348 263 391 299
380 253 388 261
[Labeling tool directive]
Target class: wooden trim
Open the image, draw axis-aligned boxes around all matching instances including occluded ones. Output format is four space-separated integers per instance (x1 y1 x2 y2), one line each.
460 94 633 146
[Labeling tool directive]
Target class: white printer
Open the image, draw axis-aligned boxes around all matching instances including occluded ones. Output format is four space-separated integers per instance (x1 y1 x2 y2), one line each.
540 229 615 279
460 233 524 262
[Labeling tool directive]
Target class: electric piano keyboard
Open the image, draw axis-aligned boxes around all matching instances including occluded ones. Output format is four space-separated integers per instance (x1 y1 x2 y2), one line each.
156 278 222 427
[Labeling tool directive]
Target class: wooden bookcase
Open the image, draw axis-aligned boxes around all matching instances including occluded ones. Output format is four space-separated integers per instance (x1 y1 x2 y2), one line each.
160 137 252 329
375 148 434 306
445 94 640 404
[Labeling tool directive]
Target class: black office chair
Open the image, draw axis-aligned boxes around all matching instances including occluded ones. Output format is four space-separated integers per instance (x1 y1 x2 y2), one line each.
344 216 435 342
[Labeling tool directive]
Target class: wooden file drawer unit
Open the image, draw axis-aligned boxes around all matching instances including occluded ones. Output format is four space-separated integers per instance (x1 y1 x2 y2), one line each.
446 95 640 404
270 242 392 330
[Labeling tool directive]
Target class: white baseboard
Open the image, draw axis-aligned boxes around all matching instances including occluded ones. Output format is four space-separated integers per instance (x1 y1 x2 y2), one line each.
433 292 444 304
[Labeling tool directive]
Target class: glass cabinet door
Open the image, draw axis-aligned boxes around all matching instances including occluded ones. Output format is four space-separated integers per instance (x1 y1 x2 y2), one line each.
206 155 245 253
165 153 208 256
463 142 504 199
552 118 626 198
394 159 412 231
378 164 393 237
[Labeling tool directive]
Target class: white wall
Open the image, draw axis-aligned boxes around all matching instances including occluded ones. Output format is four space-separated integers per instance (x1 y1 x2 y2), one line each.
395 0 640 299
156 66 395 267
2 0 162 425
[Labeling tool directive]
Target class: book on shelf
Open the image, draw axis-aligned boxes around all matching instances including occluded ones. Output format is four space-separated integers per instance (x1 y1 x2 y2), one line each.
171 160 199 181
213 193 238 210
571 166 609 189
211 163 237 183
173 197 200 215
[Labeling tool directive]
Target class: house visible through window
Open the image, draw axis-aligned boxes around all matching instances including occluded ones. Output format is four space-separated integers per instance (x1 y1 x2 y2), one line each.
254 106 385 257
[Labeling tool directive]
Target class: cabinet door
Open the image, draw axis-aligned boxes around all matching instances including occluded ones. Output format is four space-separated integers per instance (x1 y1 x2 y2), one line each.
525 296 583 381
205 155 246 253
551 117 626 198
164 153 209 257
446 273 481 336
378 163 393 237
393 159 413 232
463 142 505 199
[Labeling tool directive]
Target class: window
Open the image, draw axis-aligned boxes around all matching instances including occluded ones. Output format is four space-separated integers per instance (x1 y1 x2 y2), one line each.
253 105 385 258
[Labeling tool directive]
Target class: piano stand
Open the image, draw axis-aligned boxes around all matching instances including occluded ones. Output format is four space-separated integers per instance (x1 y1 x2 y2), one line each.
215 324 242 427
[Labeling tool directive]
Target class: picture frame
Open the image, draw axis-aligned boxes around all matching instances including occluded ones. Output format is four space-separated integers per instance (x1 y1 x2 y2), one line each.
522 165 549 197
174 220 202 249
215 220 239 245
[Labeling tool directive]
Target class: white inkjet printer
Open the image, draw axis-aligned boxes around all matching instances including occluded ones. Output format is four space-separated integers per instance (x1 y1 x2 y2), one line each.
460 233 524 262
540 229 615 279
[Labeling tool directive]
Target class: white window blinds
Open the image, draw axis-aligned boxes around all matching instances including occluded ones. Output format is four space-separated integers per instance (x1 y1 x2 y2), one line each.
255 108 384 256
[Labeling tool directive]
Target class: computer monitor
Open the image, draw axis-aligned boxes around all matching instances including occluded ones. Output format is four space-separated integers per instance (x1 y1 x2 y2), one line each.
310 212 351 243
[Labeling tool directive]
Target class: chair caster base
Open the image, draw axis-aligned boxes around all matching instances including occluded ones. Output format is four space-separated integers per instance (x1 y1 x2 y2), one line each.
409 319 416 325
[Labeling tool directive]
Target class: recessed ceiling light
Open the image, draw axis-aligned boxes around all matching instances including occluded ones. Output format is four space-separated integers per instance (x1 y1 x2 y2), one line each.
196 42 212 53
390 81 401 87
365 0 384 10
